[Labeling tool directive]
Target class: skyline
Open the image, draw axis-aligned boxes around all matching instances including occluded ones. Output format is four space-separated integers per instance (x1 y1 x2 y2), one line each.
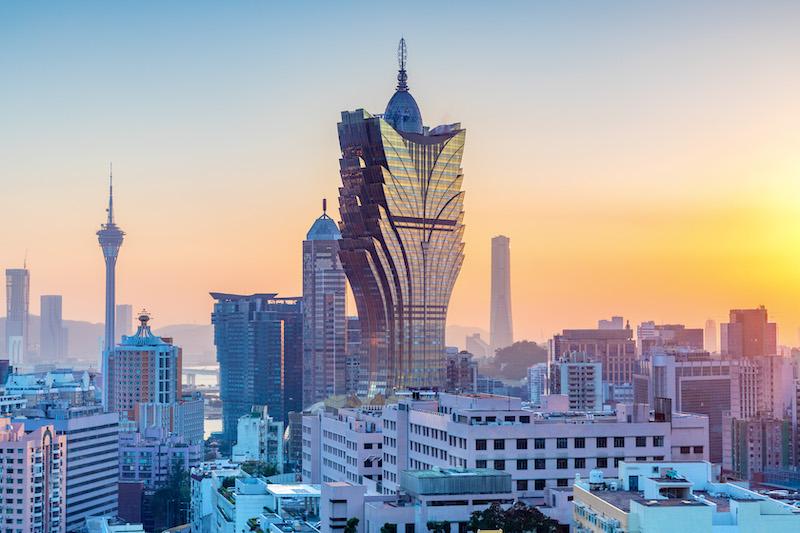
2 2 800 345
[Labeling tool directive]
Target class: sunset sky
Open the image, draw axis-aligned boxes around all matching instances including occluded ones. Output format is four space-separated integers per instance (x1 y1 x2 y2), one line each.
2 1 799 346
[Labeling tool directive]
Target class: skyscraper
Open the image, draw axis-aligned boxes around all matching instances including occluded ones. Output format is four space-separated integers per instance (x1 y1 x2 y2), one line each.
337 39 466 395
302 200 346 406
5 267 29 367
490 235 513 353
721 306 777 358
40 294 66 360
97 168 124 389
211 293 303 443
705 319 717 353
116 303 133 339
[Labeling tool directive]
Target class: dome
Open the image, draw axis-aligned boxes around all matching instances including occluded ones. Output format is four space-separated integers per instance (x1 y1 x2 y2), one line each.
306 213 341 241
384 89 423 134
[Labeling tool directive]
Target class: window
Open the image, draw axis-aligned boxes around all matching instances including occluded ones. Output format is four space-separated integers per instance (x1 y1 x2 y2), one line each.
680 446 691 454
635 436 647 447
693 446 704 454
653 436 664 447
494 440 505 450
635 457 647 461
574 458 586 469
534 459 546 470
476 460 487 468
596 437 607 448
596 457 608 468
476 440 487 451
557 438 568 449
504 416 515 422
535 479 546 490
614 457 623 467
534 438 545 449
516 459 528 470
516 439 528 450
614 437 625 448
520 415 530 423
517 479 528 491
494 460 505 470
557 478 568 487
574 437 585 449
556 458 568 469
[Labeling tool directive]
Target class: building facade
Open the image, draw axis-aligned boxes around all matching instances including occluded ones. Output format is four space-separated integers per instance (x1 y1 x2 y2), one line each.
528 363 548 407
211 293 303 443
444 350 478 393
116 304 133 340
231 405 284 469
490 235 513 353
345 317 361 396
721 306 777 358
337 39 466 395
302 202 347 406
5 267 30 367
550 327 637 386
549 351 603 411
40 295 67 360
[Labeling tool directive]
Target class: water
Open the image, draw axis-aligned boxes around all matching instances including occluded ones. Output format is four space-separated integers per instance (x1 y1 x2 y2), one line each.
204 418 222 439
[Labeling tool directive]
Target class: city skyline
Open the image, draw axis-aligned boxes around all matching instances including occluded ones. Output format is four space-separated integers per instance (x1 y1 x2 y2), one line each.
2 2 800 345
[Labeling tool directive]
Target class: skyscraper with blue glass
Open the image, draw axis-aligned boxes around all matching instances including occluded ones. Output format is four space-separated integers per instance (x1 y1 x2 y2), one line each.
337 39 467 395
210 293 303 444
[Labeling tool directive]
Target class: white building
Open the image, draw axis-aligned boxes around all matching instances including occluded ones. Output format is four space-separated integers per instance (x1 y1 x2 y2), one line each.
86 517 145 533
527 363 547 407
573 460 800 532
549 351 603 411
302 406 383 486
190 461 243 533
232 405 284 468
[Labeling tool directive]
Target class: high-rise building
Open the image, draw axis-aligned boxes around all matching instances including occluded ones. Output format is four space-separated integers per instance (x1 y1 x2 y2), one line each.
116 303 133 339
302 200 346 407
97 170 125 388
0 418 67 532
598 316 624 330
105 312 182 420
444 350 477 393
465 333 490 358
211 293 303 443
527 362 548 406
721 306 777 358
5 267 30 367
490 235 513 353
705 319 717 353
345 316 361 396
337 39 466 395
40 294 67 360
549 351 603 411
637 322 703 358
550 326 637 385
231 405 284 468
18 404 120 530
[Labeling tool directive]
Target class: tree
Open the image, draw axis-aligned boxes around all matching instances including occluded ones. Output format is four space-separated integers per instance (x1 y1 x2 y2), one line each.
468 502 558 533
344 518 360 533
427 520 450 533
380 523 397 533
151 460 191 532
468 502 505 532
479 341 548 380
241 460 279 478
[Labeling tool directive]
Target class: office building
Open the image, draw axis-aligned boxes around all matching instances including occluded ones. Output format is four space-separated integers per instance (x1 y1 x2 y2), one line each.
5 267 30 367
337 39 466 395
549 351 603 411
345 317 361 396
490 235 513 353
0 417 67 533
97 170 125 375
116 304 133 339
465 333 490 359
573 460 800 532
550 327 637 385
135 390 205 445
18 403 120 530
598 316 624 330
705 319 717 353
726 417 793 480
105 312 181 420
303 200 347 406
119 426 202 489
444 350 478 393
637 322 703 358
211 292 303 443
721 306 777 357
40 294 67 360
528 363 548 406
232 405 285 468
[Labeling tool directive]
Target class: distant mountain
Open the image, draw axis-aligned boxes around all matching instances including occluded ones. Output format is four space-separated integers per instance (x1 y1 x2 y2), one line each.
445 324 489 350
153 323 215 364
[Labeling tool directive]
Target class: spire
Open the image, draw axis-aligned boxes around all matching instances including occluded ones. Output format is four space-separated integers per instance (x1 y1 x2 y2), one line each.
322 198 327 215
107 162 114 225
396 37 408 91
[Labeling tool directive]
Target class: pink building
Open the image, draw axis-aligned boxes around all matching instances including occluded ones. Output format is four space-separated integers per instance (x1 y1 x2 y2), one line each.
0 417 67 532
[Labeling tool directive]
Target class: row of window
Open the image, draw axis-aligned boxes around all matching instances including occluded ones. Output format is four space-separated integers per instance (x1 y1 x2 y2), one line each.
475 435 665 450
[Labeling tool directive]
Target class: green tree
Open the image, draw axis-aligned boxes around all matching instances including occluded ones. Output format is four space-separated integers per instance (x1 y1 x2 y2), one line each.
344 518 360 533
468 502 558 533
151 460 191 531
240 460 279 477
427 520 450 533
380 523 397 533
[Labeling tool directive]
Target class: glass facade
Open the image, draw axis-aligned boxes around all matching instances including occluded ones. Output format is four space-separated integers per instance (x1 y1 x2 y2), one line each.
338 101 466 395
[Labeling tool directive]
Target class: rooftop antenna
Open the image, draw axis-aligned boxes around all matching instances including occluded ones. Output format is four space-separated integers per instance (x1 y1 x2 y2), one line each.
322 198 327 215
107 162 114 225
396 37 408 91
23 249 27 270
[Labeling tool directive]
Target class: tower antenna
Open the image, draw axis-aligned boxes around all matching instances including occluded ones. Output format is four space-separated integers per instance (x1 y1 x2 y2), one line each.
396 38 408 91
107 162 114 225
322 198 327 215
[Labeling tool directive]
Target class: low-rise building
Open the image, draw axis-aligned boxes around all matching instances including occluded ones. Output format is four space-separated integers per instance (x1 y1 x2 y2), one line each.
231 405 284 468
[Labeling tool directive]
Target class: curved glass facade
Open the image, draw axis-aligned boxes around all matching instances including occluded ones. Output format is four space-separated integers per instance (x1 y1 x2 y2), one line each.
338 109 466 396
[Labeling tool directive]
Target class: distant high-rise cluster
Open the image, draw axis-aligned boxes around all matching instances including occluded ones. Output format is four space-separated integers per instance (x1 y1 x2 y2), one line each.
40 294 67 359
490 235 513 353
337 39 467 395
721 306 777 357
116 303 133 339
4 267 29 367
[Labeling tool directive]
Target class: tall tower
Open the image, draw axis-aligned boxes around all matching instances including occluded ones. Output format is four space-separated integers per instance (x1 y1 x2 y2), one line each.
302 199 346 406
40 295 65 360
4 267 30 368
338 39 466 395
97 167 124 405
490 235 513 353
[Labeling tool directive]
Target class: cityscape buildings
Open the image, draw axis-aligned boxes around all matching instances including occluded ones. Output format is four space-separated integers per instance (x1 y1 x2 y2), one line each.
5 267 30 367
345 316 361 396
465 332 490 359
550 326 637 385
231 405 285 468
116 303 133 339
721 306 778 358
549 351 603 411
211 292 303 442
527 362 548 406
302 200 347 406
490 235 513 353
337 39 466 395
705 318 717 353
40 294 67 360
444 350 478 393
636 322 703 358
